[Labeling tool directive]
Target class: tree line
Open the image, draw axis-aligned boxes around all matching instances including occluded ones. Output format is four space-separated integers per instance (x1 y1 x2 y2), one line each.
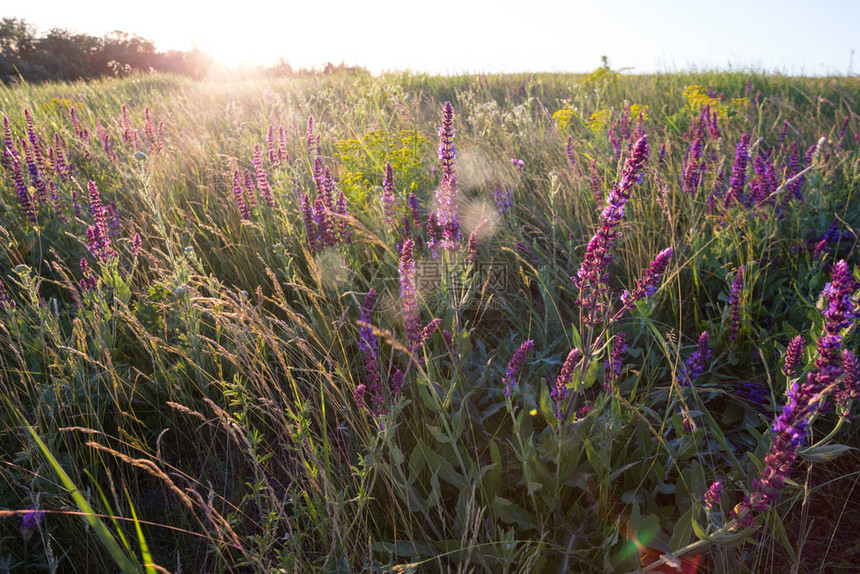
0 18 368 83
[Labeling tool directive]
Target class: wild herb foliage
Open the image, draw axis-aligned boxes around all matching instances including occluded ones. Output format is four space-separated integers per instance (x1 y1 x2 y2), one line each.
0 69 859 573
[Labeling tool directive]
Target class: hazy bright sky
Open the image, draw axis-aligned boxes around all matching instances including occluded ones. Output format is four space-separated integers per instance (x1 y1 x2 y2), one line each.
6 0 859 75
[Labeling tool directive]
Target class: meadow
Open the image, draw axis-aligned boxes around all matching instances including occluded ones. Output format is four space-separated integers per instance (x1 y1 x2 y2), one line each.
0 66 858 573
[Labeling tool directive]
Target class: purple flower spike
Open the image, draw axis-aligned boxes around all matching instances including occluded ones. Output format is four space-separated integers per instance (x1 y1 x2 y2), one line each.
399 240 422 345
782 335 805 378
604 333 627 392
725 134 750 207
704 481 722 510
728 267 744 346
253 145 274 208
11 157 36 223
573 136 650 326
503 339 534 397
552 348 582 419
565 135 576 169
834 350 858 411
232 170 250 221
306 116 316 156
678 331 711 386
435 102 460 250
618 247 673 313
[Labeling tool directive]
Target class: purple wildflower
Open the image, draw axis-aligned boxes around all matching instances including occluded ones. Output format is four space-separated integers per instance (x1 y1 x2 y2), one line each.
682 136 703 194
782 335 805 378
301 192 318 252
604 333 627 392
335 189 351 243
704 481 722 510
266 125 278 167
243 168 258 209
552 348 582 419
657 142 667 169
834 349 858 411
11 156 36 223
503 339 534 397
232 170 250 221
0 282 14 311
576 404 594 419
421 318 442 343
565 135 576 169
677 331 711 386
20 509 44 541
617 247 673 314
132 233 142 257
253 145 275 208
382 161 396 225
359 289 384 414
725 134 750 207
306 116 316 156
399 240 422 345
493 180 513 215
573 136 649 326
278 126 288 162
731 380 810 527
735 381 769 412
728 267 743 346
390 369 405 396
435 102 460 250
313 198 334 247
466 229 478 266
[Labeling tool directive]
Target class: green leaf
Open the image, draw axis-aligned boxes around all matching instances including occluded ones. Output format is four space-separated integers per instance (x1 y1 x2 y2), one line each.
799 443 855 462
26 425 143 574
425 424 452 444
670 507 694 553
539 382 556 424
492 496 537 530
691 516 708 541
417 441 465 489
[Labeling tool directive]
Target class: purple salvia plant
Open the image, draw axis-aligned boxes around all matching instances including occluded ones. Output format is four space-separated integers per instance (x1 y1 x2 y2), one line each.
48 180 65 223
253 145 275 208
312 157 325 197
120 104 132 143
242 168 258 209
589 159 602 203
435 102 460 250
778 120 789 145
728 267 743 346
278 126 288 162
682 136 703 194
725 134 750 207
336 189 351 243
551 348 582 420
53 133 70 181
21 138 48 204
426 212 443 257
731 379 812 527
266 126 278 168
834 349 858 411
576 404 594 419
23 109 48 173
399 239 422 345
503 339 534 397
300 192 318 252
704 481 722 510
232 170 250 221
573 136 650 326
306 116 316 156
79 258 98 291
70 107 82 138
493 180 513 215
322 166 335 210
381 161 396 225
838 116 850 148
565 135 576 170
708 110 720 140
782 335 805 378
657 142 667 169
11 156 36 223
604 333 627 392
132 233 142 257
420 318 442 344
313 198 334 247
677 331 711 386
2 116 17 167
390 369 405 396
88 180 108 232
616 247 674 318
358 289 384 414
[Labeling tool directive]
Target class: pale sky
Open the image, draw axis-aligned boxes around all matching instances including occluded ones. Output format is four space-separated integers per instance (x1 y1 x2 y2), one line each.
5 0 859 75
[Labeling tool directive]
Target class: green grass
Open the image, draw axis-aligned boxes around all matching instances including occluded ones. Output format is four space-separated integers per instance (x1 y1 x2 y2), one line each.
1 67 859 573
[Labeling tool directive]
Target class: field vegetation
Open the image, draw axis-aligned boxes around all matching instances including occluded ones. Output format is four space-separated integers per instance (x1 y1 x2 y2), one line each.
1 65 859 573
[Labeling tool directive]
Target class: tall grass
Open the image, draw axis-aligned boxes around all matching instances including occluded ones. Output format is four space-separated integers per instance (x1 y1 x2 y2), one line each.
1 67 858 573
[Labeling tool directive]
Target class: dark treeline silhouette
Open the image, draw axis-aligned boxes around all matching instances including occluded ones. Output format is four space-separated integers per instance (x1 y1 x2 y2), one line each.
0 17 369 83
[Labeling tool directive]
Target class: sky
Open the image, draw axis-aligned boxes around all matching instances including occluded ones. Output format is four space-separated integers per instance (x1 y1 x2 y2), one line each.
5 0 859 76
